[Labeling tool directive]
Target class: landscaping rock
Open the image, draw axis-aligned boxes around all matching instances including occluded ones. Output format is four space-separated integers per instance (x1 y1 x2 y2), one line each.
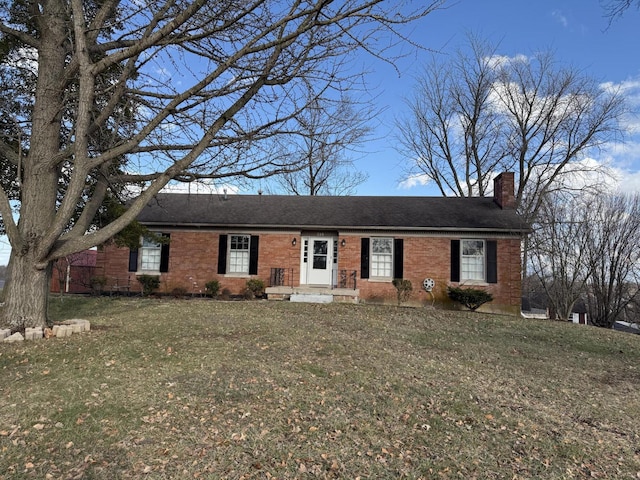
4 332 24 343
25 327 44 341
52 325 72 338
0 320 92 343
63 319 91 332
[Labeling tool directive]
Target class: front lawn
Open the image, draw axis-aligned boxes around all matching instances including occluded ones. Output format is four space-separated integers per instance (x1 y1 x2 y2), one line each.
1 297 639 478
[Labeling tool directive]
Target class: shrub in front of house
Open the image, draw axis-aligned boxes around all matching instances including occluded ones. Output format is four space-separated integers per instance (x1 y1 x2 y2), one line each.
89 275 107 295
171 286 188 298
245 279 266 299
137 274 160 297
205 280 221 298
392 278 412 306
447 286 493 311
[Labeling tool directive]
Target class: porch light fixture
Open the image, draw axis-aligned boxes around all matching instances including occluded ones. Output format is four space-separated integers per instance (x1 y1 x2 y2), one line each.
292 237 297 246
341 239 346 247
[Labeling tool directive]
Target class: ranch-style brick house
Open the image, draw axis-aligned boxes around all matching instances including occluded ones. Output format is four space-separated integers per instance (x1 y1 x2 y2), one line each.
96 172 528 313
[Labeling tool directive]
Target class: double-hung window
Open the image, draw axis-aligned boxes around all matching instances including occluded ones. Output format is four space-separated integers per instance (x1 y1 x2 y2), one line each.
451 239 497 284
371 237 393 279
129 234 170 273
361 237 404 281
229 235 250 274
218 234 259 276
461 239 485 281
140 237 162 271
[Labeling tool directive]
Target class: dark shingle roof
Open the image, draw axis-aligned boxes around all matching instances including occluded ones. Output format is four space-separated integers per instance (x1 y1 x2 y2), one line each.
136 193 528 233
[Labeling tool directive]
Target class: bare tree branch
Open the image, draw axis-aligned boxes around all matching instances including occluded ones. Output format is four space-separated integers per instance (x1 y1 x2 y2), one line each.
0 0 443 327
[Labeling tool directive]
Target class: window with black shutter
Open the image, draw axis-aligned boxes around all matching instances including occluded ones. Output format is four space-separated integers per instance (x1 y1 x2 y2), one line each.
217 235 228 274
130 233 170 273
393 238 404 279
450 240 460 282
360 238 370 279
451 239 498 283
219 234 259 275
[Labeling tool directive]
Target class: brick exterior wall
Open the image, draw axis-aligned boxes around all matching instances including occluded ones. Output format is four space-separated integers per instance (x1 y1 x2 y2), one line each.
97 230 522 313
338 234 521 314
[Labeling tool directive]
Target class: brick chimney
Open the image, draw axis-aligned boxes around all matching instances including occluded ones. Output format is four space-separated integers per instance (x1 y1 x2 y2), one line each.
493 172 516 209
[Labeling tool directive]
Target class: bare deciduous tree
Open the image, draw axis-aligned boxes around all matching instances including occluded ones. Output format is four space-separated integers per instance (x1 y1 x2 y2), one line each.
0 0 443 328
396 35 624 225
602 0 640 22
529 192 595 321
531 190 640 328
585 193 640 328
268 92 372 196
397 36 511 198
397 35 625 279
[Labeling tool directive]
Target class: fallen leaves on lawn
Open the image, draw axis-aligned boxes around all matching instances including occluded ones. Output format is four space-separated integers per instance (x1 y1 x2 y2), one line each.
1 298 638 479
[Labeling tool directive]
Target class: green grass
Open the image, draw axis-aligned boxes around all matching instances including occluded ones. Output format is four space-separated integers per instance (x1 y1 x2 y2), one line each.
1 297 639 479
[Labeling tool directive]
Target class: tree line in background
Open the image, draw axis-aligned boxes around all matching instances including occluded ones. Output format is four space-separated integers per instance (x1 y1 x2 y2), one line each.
528 191 640 328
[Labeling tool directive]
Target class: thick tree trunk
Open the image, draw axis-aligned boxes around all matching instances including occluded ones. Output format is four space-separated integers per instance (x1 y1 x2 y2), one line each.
0 0 66 330
2 251 52 330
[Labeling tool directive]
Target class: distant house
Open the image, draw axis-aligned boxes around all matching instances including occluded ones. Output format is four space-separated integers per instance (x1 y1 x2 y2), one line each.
96 172 528 313
50 249 97 294
570 300 588 325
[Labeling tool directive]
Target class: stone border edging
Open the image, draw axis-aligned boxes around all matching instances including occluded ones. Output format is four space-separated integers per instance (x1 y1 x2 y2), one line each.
1 319 91 343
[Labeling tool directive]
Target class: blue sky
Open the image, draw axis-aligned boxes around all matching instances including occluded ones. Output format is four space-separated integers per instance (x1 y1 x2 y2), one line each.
0 1 638 265
344 0 640 197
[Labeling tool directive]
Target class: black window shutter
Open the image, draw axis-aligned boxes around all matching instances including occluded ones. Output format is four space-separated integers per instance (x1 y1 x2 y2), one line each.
159 233 170 273
360 238 370 279
393 238 404 279
249 235 259 275
217 235 228 274
450 240 460 282
486 240 497 284
128 248 138 272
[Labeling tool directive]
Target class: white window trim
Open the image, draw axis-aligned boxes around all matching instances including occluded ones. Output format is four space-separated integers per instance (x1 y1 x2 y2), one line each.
370 237 393 280
460 239 486 283
138 237 162 274
227 234 251 276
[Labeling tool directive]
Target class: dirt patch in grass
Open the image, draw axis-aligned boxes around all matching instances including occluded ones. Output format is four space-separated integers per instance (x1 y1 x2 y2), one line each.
1 298 639 478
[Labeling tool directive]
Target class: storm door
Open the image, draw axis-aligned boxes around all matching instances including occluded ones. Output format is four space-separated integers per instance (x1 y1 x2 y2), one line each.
303 236 336 286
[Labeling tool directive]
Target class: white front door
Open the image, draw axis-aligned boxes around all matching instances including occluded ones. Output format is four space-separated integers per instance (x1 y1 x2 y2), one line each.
304 236 336 286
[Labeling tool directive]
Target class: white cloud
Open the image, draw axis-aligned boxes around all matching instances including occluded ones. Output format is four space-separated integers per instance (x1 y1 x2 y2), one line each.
552 10 569 28
593 75 640 182
592 160 640 194
398 173 432 189
485 54 529 71
552 157 640 195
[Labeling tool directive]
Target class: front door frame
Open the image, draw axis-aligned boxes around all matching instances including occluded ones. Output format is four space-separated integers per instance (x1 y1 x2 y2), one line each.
300 234 338 287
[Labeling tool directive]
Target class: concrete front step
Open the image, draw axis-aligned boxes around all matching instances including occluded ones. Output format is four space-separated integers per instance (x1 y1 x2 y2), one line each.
266 286 359 304
290 293 334 304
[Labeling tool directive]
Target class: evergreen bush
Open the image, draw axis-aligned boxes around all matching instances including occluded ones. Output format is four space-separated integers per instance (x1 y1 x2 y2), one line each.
447 286 493 311
205 280 221 298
